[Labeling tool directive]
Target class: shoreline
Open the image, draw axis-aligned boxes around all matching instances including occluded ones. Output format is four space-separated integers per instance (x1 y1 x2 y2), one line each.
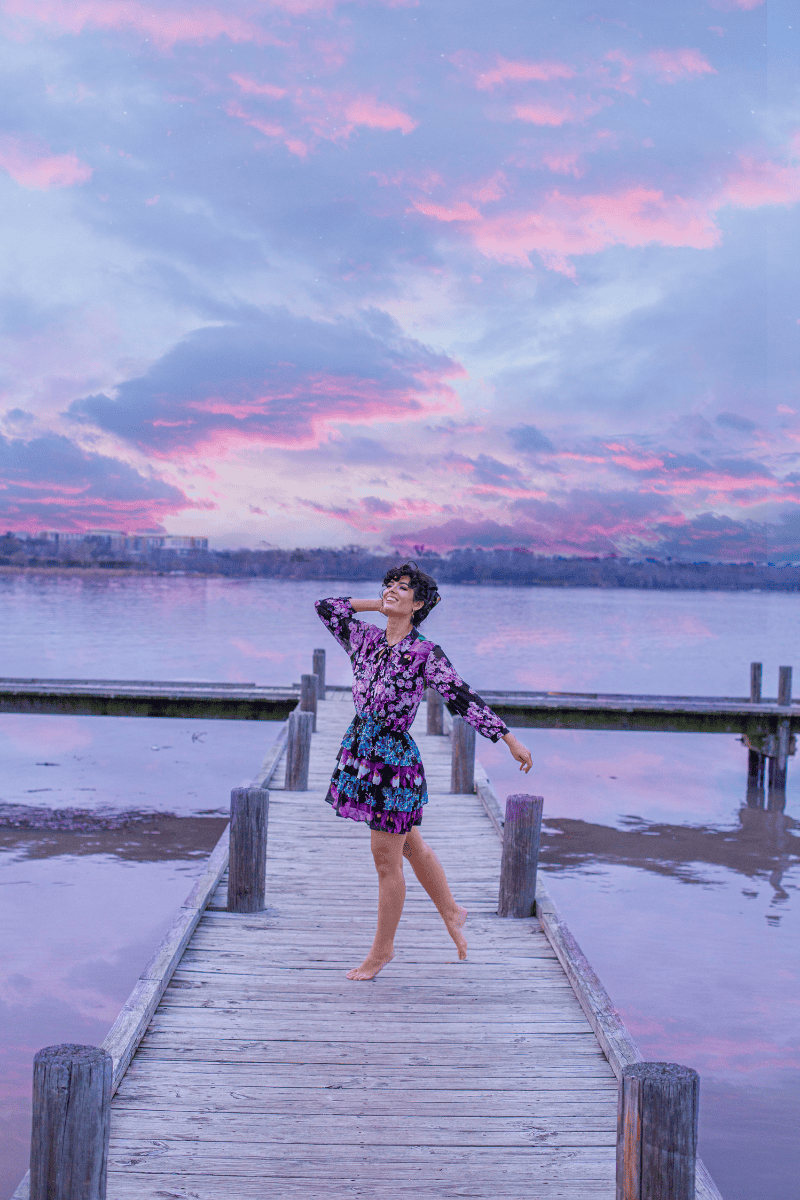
0 562 796 592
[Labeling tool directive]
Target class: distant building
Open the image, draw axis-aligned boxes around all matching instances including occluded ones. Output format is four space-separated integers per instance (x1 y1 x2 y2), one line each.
162 535 209 553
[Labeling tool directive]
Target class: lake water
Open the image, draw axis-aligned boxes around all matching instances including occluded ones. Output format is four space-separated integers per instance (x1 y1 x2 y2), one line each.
1 570 798 1199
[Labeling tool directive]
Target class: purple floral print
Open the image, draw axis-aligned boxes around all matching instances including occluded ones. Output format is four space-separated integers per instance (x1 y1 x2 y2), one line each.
316 597 509 831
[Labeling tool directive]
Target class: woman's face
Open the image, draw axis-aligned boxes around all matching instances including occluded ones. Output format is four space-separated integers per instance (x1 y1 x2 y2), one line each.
381 575 423 621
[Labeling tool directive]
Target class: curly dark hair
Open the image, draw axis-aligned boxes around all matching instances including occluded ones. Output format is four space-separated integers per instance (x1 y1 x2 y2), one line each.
381 560 441 626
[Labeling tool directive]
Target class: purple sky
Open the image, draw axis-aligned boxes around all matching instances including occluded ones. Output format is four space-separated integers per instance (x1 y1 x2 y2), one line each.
0 0 798 558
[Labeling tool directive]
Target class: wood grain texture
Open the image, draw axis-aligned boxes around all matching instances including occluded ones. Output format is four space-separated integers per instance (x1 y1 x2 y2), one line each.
312 649 326 698
474 769 723 1200
11 693 719 1200
227 787 269 913
93 694 629 1198
30 1045 112 1200
299 672 318 731
616 1063 699 1200
284 709 313 791
450 714 475 793
426 687 444 735
498 793 543 918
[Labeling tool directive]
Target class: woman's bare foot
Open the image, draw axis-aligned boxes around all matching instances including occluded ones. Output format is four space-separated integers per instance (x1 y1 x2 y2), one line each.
346 949 394 981
445 904 468 960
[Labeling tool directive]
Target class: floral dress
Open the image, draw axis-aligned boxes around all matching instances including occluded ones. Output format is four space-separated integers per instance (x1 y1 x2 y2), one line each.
316 597 509 834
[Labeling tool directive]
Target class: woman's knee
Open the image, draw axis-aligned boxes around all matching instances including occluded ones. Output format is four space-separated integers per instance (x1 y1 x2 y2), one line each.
403 830 428 862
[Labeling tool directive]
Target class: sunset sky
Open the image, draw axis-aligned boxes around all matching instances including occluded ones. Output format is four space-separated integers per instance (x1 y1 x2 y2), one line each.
0 0 798 558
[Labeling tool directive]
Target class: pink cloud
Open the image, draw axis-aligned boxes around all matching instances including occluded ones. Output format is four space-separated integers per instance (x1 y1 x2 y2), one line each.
230 74 287 100
411 147 800 275
3 0 275 50
514 97 606 126
344 98 417 135
541 149 585 177
0 135 91 189
412 199 482 222
708 0 764 9
721 155 800 207
226 83 417 154
474 57 576 91
471 187 720 274
645 48 717 82
301 495 444 534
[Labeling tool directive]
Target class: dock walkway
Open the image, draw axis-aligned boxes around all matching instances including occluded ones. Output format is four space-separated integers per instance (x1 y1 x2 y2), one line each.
107 693 620 1198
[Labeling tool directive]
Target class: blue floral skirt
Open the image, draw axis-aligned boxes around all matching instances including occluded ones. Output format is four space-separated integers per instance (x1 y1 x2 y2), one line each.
325 714 427 834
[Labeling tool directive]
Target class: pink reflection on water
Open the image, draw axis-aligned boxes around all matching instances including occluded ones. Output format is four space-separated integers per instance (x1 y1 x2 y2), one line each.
0 714 93 754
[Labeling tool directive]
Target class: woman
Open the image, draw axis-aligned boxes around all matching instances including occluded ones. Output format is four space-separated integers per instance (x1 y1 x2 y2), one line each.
315 563 533 981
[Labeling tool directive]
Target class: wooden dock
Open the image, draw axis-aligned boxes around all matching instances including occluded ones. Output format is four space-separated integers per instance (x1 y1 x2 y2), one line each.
1 673 796 735
12 691 723 1200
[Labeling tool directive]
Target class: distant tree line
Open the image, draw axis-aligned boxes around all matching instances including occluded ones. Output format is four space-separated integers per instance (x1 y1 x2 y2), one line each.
4 532 800 591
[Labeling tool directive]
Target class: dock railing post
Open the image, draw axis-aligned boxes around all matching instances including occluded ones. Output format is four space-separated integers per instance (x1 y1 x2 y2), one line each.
312 649 326 699
227 786 269 913
767 666 792 810
750 661 762 703
616 1062 699 1200
300 673 318 732
285 709 313 791
426 687 443 735
778 665 792 707
450 715 475 793
30 1043 112 1200
498 794 544 918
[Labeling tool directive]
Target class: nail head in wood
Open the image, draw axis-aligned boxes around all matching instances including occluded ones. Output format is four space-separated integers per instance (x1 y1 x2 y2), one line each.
300 673 318 731
426 687 443 735
450 715 475 793
750 661 762 704
312 649 326 699
30 1043 112 1200
778 665 792 706
498 793 543 918
616 1061 699 1200
227 786 269 913
285 709 313 791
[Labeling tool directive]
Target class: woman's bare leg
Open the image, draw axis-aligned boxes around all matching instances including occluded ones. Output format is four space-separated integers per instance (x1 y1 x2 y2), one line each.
346 829 406 981
403 827 468 960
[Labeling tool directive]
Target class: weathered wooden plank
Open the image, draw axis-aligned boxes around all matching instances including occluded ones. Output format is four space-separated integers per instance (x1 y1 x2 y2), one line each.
107 1142 615 1174
109 1175 615 1199
135 1035 608 1064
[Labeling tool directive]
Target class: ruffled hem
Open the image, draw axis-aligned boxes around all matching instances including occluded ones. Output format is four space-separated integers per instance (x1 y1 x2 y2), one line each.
326 789 422 833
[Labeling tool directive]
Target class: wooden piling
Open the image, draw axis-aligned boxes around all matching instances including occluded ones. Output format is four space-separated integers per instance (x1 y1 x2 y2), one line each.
746 747 765 808
312 649 326 699
426 687 444 735
750 661 762 703
498 793 544 918
450 715 475 793
616 1061 699 1200
227 787 269 913
768 719 790 812
778 665 792 706
300 673 318 732
30 1043 112 1200
285 709 313 791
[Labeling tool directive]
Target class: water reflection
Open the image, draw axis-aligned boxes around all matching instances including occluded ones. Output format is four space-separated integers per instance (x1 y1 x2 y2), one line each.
0 817 225 1199
541 808 799 904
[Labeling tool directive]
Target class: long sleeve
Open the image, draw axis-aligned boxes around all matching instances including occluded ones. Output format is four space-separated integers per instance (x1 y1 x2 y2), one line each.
315 597 370 657
424 644 509 742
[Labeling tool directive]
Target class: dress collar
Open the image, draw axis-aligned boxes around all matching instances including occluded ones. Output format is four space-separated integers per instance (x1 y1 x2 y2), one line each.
381 626 419 651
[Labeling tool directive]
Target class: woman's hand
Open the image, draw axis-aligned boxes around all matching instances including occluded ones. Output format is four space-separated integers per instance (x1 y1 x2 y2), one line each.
502 732 533 774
